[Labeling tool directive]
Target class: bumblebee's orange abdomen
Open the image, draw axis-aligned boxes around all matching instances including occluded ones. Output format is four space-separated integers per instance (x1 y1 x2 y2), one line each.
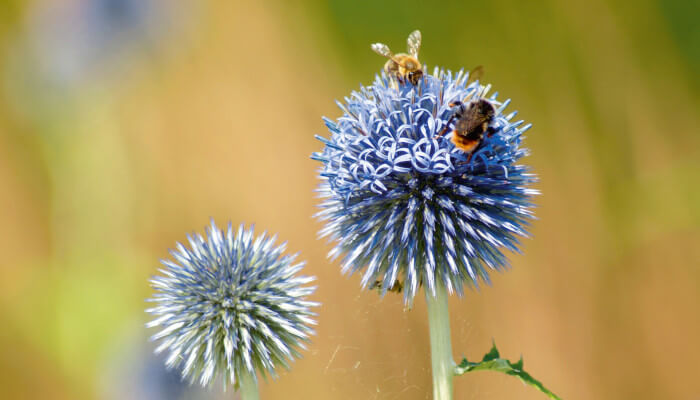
451 133 479 153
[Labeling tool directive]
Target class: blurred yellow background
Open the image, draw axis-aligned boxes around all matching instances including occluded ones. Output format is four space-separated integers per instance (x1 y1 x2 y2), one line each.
0 0 698 399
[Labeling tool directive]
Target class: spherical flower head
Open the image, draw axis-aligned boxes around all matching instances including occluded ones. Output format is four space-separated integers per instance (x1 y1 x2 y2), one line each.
312 67 538 305
146 220 318 388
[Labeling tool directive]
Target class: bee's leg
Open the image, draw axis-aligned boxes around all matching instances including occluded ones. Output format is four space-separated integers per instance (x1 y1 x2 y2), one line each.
436 115 456 138
389 77 399 90
454 154 472 167
466 151 475 163
437 102 465 138
486 125 497 137
409 71 422 86
455 149 477 167
481 122 498 138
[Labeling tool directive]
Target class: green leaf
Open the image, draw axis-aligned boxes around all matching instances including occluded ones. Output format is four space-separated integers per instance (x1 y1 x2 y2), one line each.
454 341 562 400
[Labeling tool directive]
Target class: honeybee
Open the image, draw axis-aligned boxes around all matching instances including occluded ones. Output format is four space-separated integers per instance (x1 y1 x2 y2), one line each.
436 98 497 162
369 279 404 294
371 30 423 86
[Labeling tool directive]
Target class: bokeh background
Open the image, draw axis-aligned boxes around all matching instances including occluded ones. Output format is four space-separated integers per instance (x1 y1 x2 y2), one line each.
1 0 698 399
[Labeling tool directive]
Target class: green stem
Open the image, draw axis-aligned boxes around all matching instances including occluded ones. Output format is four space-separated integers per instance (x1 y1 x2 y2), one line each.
425 282 455 400
238 369 259 400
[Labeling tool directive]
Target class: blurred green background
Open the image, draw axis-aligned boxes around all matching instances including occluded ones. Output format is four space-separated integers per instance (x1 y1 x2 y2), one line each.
0 0 698 399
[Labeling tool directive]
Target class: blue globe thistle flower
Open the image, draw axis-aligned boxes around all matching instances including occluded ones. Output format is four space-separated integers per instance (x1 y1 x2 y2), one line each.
312 68 538 305
146 221 318 388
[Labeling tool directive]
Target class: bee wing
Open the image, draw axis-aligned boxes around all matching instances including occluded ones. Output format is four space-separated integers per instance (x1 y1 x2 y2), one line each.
407 30 421 57
371 43 394 58
466 65 484 85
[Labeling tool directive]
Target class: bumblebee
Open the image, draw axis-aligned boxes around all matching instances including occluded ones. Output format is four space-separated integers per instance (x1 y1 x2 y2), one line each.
436 98 497 162
371 30 423 86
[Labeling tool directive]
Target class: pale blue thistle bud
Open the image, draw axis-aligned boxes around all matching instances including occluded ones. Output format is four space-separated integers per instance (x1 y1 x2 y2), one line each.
146 220 318 388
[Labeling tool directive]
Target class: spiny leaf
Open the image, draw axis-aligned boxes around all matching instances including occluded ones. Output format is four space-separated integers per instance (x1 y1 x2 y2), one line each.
454 341 562 400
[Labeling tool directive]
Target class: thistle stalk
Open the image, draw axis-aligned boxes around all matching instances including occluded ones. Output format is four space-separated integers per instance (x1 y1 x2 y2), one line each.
238 369 259 400
426 282 455 400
